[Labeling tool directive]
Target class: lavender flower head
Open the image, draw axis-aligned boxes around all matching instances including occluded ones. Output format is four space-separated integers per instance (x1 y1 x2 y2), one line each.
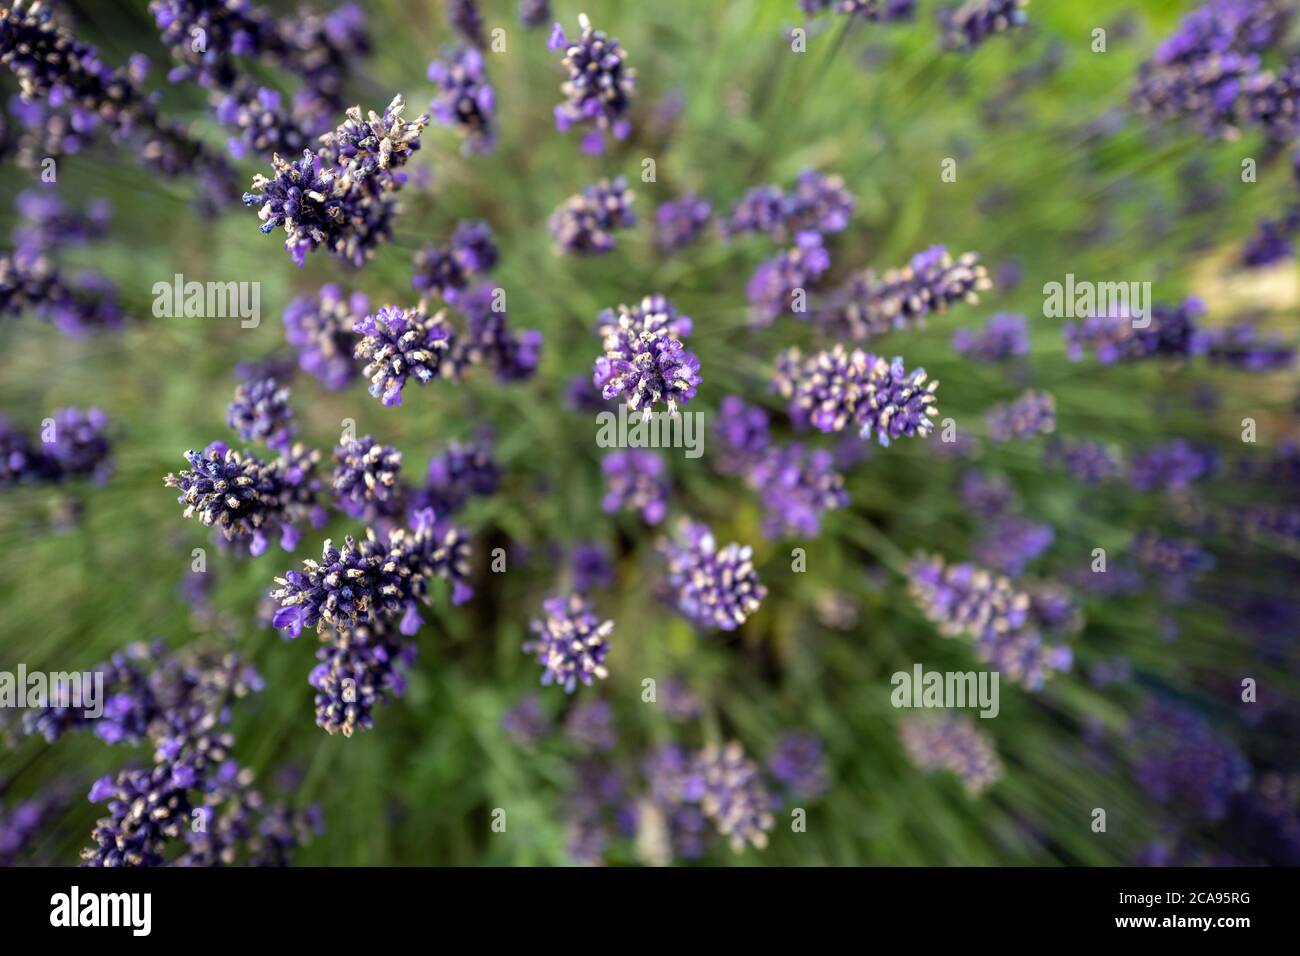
227 377 295 452
310 620 414 737
768 732 829 800
502 693 551 745
448 0 487 49
520 0 551 29
1128 440 1217 492
601 449 670 525
908 553 1075 689
565 698 616 751
1129 699 1250 822
939 0 1030 52
1043 437 1124 484
974 516 1054 577
43 406 113 484
747 443 849 538
593 294 701 417
747 230 831 327
524 594 614 692
427 46 496 154
282 284 366 390
655 194 713 252
772 345 939 445
331 436 402 520
411 220 498 301
817 245 990 341
549 176 636 255
985 390 1056 443
548 13 636 154
952 312 1029 362
697 742 776 852
570 542 614 592
353 304 457 406
899 714 1002 796
270 533 387 636
661 520 767 632
164 443 286 555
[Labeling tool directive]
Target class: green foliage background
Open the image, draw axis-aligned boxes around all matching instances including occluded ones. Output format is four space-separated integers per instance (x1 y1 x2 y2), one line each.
1 0 1297 865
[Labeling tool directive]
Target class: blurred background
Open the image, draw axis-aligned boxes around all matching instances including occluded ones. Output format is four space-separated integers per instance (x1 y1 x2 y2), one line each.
1 0 1298 865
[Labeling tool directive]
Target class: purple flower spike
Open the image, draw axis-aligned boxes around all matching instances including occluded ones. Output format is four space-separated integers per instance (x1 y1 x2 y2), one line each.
227 377 295 452
411 221 498 300
660 520 767 632
593 294 700 417
427 46 496 154
899 714 1002 796
772 345 939 445
549 176 636 255
524 594 614 692
601 449 670 524
283 284 367 390
985 390 1056 443
939 0 1030 52
353 304 457 406
331 436 403 520
655 194 713 252
549 13 636 153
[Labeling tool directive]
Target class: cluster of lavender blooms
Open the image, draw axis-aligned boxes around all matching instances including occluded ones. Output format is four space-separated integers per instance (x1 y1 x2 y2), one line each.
721 170 854 241
772 344 939 445
0 1 235 205
660 520 767 632
524 594 614 692
747 231 832 327
283 284 367 389
1128 440 1218 492
655 194 713 253
952 312 1029 363
939 1 1030 52
1065 298 1209 365
1 190 123 336
520 0 551 29
1042 436 1124 485
1205 321 1297 372
411 221 498 302
815 245 991 342
1132 0 1297 142
984 389 1056 443
593 294 700 417
601 450 670 525
311 618 415 736
898 714 1002 796
0 784 69 865
547 14 636 155
447 0 488 49
714 395 849 538
565 734 802 863
243 94 428 267
227 377 296 453
566 698 616 751
908 553 1079 689
21 639 317 866
166 380 325 556
1129 699 1251 823
549 176 636 255
800 1 916 25
412 432 501 518
768 732 830 801
1241 205 1300 267
569 542 614 592
150 0 371 155
351 290 541 406
0 407 112 489
427 46 496 154
974 515 1054 577
331 436 402 521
